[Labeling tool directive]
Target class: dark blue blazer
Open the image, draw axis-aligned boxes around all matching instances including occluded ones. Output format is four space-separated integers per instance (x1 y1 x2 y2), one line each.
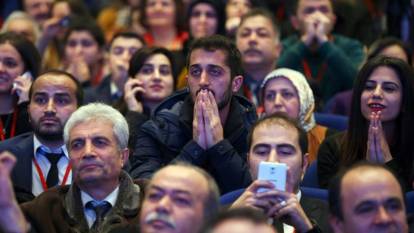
83 75 113 105
0 132 35 198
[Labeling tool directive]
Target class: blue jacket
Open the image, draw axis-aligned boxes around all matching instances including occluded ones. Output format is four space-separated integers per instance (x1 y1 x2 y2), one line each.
129 89 257 194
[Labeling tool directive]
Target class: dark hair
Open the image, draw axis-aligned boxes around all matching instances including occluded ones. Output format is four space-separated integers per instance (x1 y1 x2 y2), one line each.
247 112 308 155
63 17 106 48
238 8 280 39
341 56 414 180
200 208 270 233
187 35 243 79
225 0 265 16
108 31 146 50
30 69 83 106
0 32 41 78
140 0 186 32
328 162 402 220
288 0 334 15
367 37 412 65
54 0 92 19
128 46 176 80
187 0 226 36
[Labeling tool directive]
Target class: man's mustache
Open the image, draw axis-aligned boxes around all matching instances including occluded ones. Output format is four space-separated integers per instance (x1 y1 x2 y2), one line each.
144 211 177 229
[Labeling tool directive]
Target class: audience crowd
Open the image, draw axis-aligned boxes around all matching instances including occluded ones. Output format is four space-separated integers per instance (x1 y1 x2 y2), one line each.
0 0 413 232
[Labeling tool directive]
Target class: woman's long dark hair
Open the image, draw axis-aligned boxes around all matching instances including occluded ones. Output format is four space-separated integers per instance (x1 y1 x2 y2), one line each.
0 32 41 78
367 37 412 65
139 0 186 32
116 47 176 114
128 46 176 80
341 56 414 177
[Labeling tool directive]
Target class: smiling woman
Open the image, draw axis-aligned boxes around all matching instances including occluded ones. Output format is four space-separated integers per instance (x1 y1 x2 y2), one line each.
114 47 175 154
140 0 187 50
317 56 414 190
0 32 40 141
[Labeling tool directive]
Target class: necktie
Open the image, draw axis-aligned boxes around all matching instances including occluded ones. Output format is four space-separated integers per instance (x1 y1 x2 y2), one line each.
86 201 112 231
38 148 63 188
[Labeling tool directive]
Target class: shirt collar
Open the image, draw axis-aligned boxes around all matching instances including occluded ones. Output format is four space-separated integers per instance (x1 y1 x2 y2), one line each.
33 134 69 159
110 81 121 96
81 186 120 208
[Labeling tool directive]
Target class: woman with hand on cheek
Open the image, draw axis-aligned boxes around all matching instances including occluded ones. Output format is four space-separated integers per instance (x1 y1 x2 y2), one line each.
117 47 175 153
317 56 414 190
0 32 40 140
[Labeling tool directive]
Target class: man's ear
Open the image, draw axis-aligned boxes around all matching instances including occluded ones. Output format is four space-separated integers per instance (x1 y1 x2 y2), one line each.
231 75 243 92
301 153 309 180
120 148 129 167
329 215 345 233
290 15 301 30
274 42 282 60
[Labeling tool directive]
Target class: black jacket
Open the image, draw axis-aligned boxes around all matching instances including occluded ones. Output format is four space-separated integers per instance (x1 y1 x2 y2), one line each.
129 89 257 194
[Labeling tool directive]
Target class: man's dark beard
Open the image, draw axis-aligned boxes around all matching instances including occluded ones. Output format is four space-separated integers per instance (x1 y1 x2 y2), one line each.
32 123 64 142
217 85 233 110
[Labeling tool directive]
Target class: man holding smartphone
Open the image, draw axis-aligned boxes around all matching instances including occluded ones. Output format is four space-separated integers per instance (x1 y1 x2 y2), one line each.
231 113 331 233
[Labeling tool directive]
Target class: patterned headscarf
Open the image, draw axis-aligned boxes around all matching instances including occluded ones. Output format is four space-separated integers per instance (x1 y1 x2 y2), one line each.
260 68 316 132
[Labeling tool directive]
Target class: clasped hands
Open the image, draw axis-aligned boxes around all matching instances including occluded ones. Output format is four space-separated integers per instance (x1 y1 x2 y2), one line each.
192 89 224 150
301 11 331 47
366 111 393 163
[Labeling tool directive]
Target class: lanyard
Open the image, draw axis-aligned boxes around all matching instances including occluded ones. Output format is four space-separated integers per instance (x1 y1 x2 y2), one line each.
0 109 18 141
33 157 72 191
302 60 327 83
243 85 253 101
364 0 383 18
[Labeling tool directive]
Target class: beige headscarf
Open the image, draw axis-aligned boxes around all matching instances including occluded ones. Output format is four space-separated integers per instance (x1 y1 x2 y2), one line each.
260 68 316 132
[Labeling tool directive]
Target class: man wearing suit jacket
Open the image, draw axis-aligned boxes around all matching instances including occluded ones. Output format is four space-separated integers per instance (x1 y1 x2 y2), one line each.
0 70 83 201
231 113 331 233
0 103 142 233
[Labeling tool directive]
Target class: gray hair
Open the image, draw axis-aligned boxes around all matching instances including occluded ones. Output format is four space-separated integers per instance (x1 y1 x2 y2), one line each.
0 11 41 42
63 103 129 150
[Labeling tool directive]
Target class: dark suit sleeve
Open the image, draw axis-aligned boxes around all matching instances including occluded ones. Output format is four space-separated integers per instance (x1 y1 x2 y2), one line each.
204 139 252 194
172 139 252 193
317 134 341 189
124 110 149 152
129 128 163 179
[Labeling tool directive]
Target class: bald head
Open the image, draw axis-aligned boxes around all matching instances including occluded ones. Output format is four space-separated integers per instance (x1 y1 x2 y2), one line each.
140 164 219 233
329 164 408 233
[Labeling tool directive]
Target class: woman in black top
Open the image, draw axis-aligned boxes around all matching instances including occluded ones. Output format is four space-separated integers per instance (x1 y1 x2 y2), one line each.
117 47 175 153
317 56 414 190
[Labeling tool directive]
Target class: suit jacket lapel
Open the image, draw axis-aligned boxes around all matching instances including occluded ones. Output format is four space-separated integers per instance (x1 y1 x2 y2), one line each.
11 134 34 192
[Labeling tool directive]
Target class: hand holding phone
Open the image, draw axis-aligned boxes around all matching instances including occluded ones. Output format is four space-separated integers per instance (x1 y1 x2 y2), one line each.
12 71 33 103
257 161 287 193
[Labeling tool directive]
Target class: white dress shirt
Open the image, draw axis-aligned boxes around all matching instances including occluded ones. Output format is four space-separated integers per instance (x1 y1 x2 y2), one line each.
81 187 120 228
31 135 72 196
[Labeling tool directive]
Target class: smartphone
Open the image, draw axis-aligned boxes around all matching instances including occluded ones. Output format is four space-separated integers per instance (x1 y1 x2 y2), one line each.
13 71 33 96
21 71 33 80
131 84 143 102
257 161 287 193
